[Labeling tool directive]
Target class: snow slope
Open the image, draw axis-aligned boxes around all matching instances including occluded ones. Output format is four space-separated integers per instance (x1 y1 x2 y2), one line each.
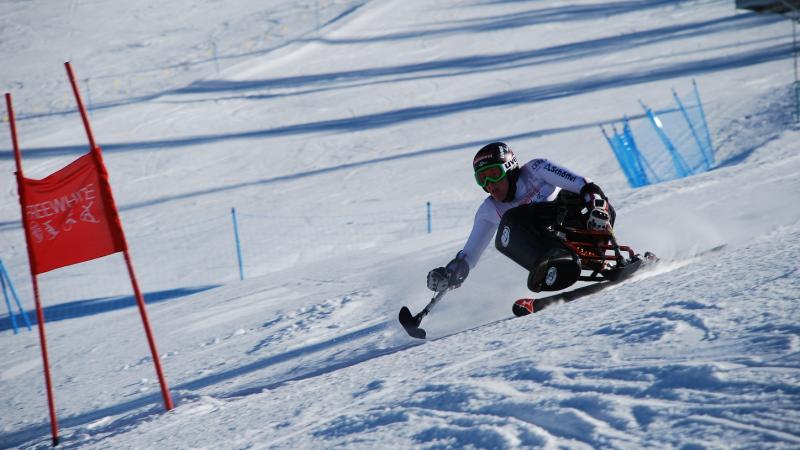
1 0 799 448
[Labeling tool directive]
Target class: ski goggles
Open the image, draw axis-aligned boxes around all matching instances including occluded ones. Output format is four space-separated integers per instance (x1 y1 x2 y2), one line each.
474 163 509 187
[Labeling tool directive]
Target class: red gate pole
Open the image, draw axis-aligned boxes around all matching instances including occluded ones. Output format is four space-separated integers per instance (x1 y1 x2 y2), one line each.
6 93 61 447
64 62 174 411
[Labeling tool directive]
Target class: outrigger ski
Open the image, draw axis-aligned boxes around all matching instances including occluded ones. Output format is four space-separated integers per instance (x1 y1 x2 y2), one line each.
398 306 426 339
400 251 657 338
399 290 448 339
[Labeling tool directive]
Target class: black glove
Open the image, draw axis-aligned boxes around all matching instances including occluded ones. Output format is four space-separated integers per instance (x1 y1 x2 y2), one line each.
579 182 606 206
580 183 612 231
426 267 450 292
586 201 612 231
426 252 470 292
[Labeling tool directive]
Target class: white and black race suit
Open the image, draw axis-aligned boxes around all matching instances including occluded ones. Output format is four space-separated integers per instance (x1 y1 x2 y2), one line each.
459 158 591 269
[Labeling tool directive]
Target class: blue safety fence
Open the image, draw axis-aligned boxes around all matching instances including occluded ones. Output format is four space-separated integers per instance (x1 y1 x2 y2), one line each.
601 118 651 188
1 259 32 334
0 198 471 324
0 198 471 334
794 81 800 123
602 80 715 188
227 202 472 279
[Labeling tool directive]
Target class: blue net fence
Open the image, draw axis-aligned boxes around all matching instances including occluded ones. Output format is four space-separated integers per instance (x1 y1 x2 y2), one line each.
602 80 715 188
0 199 476 333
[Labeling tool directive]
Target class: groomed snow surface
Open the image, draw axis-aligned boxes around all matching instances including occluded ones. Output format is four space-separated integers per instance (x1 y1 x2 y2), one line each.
1 0 799 448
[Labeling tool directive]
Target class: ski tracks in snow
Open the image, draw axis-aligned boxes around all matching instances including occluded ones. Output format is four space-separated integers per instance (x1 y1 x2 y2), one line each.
45 218 800 450
258 235 800 448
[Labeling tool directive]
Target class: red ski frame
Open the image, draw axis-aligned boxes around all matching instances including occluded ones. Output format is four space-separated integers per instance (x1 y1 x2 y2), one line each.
560 228 639 282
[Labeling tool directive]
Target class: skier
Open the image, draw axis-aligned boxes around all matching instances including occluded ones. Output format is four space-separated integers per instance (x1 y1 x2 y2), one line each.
425 141 614 314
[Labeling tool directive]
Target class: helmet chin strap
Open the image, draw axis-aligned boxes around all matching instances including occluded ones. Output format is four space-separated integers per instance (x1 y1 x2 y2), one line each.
502 168 520 202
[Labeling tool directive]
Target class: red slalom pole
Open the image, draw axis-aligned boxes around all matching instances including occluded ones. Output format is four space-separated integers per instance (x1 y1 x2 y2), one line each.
123 249 174 410
6 93 61 447
64 62 174 411
64 62 97 150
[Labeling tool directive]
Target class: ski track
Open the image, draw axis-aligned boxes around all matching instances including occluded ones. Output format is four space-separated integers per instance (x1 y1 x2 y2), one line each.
191 239 791 448
6 229 798 448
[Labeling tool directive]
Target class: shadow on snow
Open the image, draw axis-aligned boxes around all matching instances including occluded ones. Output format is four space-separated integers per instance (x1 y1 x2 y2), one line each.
2 10 778 124
0 36 791 231
0 38 791 234
299 0 733 45
0 285 220 333
173 13 771 95
0 319 410 449
1 37 790 165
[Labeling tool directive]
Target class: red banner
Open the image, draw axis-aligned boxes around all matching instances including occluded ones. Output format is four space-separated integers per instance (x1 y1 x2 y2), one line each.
20 150 126 274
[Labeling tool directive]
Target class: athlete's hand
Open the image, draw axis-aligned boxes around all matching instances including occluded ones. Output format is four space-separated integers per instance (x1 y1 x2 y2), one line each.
426 253 470 291
586 198 612 231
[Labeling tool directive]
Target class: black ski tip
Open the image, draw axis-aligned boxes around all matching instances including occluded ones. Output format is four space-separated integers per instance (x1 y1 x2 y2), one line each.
399 306 427 339
404 325 427 339
602 256 644 281
398 306 415 326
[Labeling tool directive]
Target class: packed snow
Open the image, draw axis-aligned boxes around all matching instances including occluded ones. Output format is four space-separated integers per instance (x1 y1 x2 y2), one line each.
1 0 799 448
